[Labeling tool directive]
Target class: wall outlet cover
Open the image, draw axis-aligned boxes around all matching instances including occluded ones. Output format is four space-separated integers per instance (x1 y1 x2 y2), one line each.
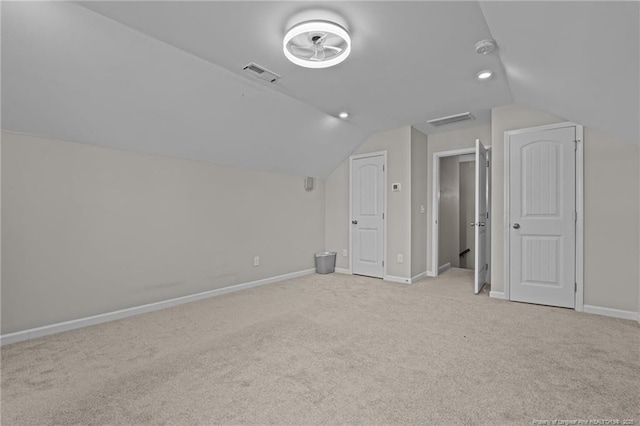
392 183 401 192
342 249 348 257
397 254 404 263
253 256 260 266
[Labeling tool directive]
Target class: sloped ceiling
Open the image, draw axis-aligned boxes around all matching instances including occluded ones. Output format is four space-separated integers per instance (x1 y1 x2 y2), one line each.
480 1 639 144
2 2 638 178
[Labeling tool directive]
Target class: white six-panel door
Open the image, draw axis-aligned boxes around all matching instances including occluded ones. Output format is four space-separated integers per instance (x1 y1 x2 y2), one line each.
351 154 385 278
509 126 576 308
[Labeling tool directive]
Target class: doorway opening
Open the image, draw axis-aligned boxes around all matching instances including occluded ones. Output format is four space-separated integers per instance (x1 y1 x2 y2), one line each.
431 141 491 293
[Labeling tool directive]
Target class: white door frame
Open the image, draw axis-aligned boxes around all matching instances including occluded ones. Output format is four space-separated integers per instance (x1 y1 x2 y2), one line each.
504 122 584 311
349 151 387 277
430 147 488 277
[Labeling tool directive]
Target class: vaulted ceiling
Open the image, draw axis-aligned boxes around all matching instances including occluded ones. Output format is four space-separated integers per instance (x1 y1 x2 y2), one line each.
2 2 638 177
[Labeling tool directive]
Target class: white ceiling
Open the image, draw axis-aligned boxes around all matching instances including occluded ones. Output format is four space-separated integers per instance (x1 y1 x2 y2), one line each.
2 2 638 178
480 1 639 145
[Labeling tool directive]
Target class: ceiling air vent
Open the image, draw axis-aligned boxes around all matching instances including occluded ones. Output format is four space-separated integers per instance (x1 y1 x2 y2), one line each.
242 62 281 83
427 112 475 127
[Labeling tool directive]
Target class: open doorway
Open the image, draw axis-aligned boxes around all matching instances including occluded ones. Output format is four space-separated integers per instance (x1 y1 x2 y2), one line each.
458 154 476 270
431 142 491 293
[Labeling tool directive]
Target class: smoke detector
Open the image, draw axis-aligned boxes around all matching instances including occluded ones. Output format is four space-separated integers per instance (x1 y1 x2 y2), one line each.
283 20 351 69
475 39 497 55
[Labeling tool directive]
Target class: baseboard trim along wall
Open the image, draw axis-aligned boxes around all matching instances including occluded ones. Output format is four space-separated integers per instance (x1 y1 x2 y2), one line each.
426 271 436 277
0 268 316 347
489 291 506 299
582 305 639 322
410 271 428 283
334 268 351 274
384 275 411 284
438 263 451 275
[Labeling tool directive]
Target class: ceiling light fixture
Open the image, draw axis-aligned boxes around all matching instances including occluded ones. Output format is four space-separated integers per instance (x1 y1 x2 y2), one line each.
283 20 351 69
477 70 494 80
338 112 349 119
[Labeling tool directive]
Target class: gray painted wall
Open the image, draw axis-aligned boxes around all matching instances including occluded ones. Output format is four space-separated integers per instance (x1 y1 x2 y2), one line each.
410 128 428 278
1 132 326 334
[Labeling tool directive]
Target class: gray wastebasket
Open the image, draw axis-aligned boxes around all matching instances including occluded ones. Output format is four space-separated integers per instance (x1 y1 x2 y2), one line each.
315 251 337 274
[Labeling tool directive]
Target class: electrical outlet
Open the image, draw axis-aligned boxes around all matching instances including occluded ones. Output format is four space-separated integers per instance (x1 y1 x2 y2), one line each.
342 249 348 257
421 205 425 214
253 256 260 266
397 254 404 263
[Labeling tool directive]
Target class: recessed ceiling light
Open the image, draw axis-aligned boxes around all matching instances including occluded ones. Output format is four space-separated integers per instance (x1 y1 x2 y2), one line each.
283 20 351 69
339 112 349 119
477 70 494 80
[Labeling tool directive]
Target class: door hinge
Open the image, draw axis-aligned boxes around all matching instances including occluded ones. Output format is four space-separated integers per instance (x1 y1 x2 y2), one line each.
574 140 580 151
575 282 577 292
382 213 385 219
486 160 490 168
382 165 385 172
486 212 489 219
486 263 488 271
382 261 385 267
575 211 577 222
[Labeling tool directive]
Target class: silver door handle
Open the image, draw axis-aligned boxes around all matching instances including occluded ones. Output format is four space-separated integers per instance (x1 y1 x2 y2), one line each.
478 222 485 227
512 223 520 229
470 222 475 227
352 220 358 225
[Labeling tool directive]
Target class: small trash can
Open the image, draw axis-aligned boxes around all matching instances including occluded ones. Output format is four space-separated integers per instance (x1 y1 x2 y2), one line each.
315 251 337 274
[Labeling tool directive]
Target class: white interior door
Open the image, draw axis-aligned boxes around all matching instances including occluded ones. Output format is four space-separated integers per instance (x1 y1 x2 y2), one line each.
509 127 576 308
351 155 385 278
474 139 488 293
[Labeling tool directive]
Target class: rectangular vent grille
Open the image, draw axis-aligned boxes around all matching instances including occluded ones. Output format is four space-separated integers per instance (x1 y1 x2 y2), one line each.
427 112 475 127
243 62 281 83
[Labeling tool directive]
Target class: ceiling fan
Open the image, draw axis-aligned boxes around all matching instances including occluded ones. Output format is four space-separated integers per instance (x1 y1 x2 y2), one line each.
283 20 351 69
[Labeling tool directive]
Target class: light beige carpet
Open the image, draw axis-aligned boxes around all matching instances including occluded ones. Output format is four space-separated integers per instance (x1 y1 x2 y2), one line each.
1 268 639 425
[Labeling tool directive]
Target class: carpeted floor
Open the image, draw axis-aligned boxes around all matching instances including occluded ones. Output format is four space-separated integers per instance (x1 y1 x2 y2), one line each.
1 268 639 425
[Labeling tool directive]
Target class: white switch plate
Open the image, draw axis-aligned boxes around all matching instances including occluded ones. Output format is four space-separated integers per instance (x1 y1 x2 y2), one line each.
420 205 425 213
342 249 348 257
253 256 260 266
397 254 404 263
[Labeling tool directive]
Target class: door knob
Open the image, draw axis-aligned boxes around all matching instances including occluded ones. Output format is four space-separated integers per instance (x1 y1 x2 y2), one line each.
352 220 358 225
478 222 485 227
470 222 475 227
513 223 520 229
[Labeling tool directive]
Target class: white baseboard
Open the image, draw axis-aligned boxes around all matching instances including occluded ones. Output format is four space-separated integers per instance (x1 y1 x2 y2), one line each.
438 263 451 274
334 268 351 274
489 291 506 300
583 304 639 322
410 271 428 283
0 268 316 347
426 271 436 277
384 275 411 284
